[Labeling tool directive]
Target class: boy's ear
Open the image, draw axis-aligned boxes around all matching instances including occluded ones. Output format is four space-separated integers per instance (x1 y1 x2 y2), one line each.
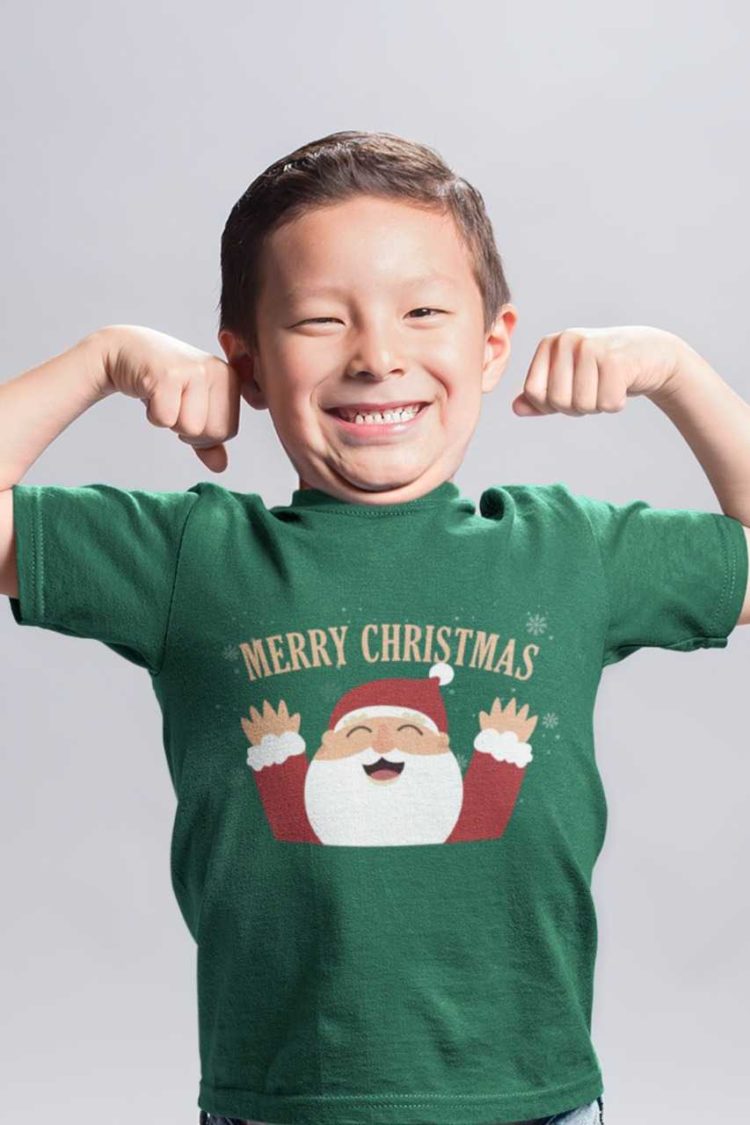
218 329 269 411
481 303 518 394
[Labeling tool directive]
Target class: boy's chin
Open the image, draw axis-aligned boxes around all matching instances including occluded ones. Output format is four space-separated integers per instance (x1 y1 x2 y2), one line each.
323 460 439 498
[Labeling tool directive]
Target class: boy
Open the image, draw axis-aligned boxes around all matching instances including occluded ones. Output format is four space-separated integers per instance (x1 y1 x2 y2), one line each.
1 130 748 1125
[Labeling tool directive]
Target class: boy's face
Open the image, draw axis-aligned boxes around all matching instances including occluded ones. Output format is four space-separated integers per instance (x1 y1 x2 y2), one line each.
220 194 517 503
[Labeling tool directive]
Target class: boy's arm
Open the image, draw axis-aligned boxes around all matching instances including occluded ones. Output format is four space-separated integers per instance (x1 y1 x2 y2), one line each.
0 330 116 597
649 342 750 624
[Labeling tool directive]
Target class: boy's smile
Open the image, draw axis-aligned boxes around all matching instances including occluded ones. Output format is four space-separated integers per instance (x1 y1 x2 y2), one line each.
322 397 432 441
220 194 517 503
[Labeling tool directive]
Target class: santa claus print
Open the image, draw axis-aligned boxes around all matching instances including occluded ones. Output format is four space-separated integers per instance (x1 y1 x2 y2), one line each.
240 663 538 846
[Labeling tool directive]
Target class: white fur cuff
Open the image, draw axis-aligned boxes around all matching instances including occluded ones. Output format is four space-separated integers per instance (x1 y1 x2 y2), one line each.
474 727 533 768
246 730 306 772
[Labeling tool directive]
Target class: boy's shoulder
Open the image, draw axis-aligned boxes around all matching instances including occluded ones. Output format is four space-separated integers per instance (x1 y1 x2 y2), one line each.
184 479 268 513
478 479 589 522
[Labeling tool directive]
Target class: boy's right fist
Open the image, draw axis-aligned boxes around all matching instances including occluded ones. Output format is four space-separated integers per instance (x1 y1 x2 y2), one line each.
98 324 242 473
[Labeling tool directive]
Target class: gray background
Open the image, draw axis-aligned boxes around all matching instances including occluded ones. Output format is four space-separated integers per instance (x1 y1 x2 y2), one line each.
1 1 748 1121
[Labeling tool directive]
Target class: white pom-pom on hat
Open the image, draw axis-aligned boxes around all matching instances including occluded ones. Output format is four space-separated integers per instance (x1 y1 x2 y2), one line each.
430 662 454 686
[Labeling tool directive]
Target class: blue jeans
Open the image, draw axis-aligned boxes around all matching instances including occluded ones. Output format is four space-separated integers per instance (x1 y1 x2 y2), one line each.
199 1094 604 1124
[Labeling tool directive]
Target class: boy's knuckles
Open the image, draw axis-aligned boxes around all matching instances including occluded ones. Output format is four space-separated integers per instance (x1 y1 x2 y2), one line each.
522 383 546 406
572 335 594 357
145 401 177 428
157 367 184 387
547 392 572 413
571 390 599 413
599 377 627 411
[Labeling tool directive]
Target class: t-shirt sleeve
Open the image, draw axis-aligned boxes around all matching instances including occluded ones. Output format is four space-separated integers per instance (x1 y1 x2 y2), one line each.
568 489 748 667
7 482 200 675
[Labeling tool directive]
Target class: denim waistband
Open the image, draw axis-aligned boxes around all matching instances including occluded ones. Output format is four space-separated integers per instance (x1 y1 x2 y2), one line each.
198 1093 604 1125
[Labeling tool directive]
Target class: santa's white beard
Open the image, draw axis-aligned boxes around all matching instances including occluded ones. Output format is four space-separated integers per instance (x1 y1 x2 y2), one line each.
304 745 464 846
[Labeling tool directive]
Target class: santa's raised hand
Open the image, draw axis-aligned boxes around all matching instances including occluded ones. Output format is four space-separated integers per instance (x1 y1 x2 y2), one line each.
473 696 537 768
446 695 538 843
241 698 317 843
241 698 306 771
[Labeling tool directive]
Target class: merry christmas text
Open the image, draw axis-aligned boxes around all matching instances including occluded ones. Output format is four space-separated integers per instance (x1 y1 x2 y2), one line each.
236 622 540 683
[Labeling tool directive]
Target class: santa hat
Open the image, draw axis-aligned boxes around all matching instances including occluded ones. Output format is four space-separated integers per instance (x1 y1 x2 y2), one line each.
329 662 454 734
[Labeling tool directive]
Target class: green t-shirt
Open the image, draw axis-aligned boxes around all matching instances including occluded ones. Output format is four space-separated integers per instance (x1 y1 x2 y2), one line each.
8 477 747 1123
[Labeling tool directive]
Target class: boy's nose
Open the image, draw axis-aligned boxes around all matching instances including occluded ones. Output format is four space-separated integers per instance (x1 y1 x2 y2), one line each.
344 333 407 381
344 361 407 382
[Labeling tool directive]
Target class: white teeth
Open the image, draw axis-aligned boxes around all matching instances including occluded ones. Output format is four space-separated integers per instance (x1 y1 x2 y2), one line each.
337 403 422 424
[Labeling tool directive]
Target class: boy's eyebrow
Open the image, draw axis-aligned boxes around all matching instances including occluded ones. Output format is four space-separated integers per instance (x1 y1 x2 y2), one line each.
283 273 460 300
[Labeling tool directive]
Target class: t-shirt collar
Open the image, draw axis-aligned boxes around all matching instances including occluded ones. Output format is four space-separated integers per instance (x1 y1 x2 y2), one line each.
285 478 462 514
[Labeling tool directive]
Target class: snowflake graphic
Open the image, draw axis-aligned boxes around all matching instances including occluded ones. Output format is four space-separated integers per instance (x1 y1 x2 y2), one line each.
541 712 559 730
526 612 548 636
222 643 242 662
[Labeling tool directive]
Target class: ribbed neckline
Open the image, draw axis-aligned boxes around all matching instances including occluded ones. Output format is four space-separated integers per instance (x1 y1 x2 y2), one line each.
281 478 463 515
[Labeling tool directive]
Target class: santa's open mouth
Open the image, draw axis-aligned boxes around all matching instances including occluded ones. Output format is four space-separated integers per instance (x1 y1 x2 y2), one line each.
363 757 404 782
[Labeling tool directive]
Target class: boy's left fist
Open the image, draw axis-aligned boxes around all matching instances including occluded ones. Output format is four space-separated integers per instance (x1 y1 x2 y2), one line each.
512 325 685 417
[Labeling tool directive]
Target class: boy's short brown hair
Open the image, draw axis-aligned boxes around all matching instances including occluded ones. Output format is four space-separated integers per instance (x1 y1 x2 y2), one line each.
218 129 512 350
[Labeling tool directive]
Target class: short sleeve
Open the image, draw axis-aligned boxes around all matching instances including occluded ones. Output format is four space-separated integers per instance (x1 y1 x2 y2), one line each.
570 490 748 667
7 482 200 675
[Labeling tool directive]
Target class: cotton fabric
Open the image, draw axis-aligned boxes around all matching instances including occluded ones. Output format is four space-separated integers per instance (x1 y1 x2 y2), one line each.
8 478 745 1123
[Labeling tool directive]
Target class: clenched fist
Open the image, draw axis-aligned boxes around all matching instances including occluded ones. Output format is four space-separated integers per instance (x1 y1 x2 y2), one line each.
99 324 242 472
512 325 687 417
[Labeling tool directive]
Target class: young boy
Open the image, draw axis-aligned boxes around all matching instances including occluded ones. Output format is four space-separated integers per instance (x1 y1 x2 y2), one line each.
1 130 748 1125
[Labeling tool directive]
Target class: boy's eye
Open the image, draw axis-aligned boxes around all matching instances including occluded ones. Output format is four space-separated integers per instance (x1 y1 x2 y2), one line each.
299 308 446 325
